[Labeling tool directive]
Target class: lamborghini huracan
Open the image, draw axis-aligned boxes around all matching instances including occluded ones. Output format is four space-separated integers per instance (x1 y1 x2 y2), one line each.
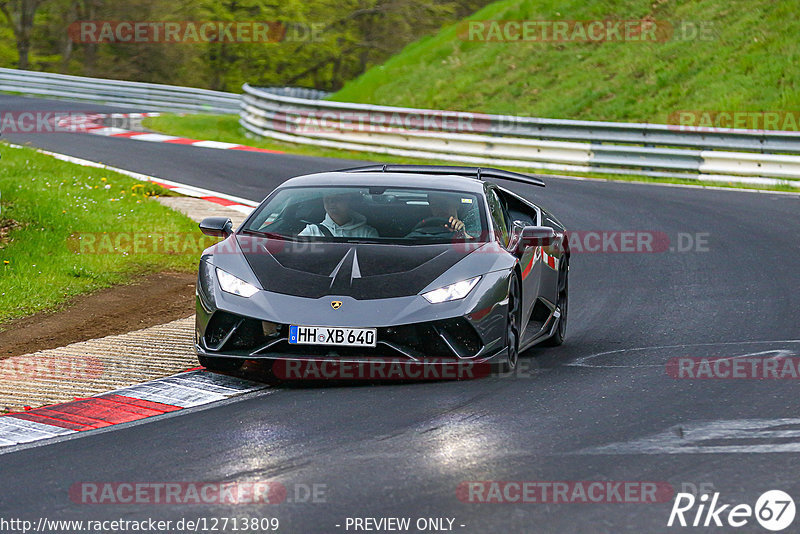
195 165 569 375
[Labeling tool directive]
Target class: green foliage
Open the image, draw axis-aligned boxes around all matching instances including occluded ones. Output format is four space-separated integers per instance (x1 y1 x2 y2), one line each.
332 0 800 124
0 0 491 91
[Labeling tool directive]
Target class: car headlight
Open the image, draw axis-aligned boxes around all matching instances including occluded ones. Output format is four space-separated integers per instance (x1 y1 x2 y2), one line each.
422 276 481 304
216 268 259 298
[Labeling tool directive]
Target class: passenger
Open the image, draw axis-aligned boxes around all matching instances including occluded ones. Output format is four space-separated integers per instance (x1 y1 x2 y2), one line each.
299 191 379 238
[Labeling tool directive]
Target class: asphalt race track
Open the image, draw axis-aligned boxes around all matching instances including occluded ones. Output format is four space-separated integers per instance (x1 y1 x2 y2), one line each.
2 95 799 533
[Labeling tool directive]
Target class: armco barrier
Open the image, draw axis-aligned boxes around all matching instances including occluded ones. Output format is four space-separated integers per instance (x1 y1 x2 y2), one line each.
240 83 800 186
1 67 798 186
0 68 239 114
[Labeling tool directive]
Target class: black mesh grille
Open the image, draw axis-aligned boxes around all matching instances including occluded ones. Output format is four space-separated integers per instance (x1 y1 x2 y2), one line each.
205 311 284 352
383 318 482 359
205 312 241 349
438 317 483 356
226 318 277 350
383 323 452 359
205 312 483 359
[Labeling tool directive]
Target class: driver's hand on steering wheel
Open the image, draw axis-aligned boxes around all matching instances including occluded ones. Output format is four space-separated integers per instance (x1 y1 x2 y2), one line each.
446 216 473 238
445 216 465 232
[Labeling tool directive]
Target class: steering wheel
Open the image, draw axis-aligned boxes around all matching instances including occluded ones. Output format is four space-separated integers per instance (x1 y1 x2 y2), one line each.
410 216 459 235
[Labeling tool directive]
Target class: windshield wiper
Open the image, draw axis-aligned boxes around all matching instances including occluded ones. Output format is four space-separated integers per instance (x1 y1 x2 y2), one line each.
341 238 386 244
239 228 296 241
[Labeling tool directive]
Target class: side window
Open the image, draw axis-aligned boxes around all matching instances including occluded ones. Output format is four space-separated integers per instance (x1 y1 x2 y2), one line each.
487 189 509 245
498 188 539 226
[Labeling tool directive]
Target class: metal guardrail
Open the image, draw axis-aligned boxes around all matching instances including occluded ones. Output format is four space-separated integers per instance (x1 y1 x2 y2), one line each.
0 68 240 114
1 67 797 186
240 83 800 186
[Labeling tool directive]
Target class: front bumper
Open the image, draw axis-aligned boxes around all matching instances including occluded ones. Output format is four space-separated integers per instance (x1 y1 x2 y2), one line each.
196 311 506 365
195 264 511 366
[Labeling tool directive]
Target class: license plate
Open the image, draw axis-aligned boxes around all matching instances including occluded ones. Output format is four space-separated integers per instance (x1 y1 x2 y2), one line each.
288 326 377 347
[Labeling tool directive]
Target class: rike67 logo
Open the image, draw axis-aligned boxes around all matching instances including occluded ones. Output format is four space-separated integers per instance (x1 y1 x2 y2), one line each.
668 490 795 531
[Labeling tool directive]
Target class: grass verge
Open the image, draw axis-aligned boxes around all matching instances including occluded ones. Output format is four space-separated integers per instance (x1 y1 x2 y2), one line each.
0 143 201 324
143 114 800 193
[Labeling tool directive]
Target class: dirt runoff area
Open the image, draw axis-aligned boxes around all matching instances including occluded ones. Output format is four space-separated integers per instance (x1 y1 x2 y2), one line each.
0 271 196 359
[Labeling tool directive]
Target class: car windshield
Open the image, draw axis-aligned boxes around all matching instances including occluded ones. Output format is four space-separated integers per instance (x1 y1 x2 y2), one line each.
243 186 487 244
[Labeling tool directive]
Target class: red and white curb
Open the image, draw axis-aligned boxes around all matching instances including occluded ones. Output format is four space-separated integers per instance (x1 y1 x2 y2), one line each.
147 179 256 215
57 113 284 155
5 142 258 215
0 371 267 448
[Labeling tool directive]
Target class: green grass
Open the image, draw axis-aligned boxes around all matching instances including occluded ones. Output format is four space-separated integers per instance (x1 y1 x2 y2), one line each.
331 0 799 124
143 114 800 193
0 143 203 324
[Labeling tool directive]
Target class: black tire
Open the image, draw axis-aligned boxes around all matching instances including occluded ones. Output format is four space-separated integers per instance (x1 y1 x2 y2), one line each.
198 355 244 374
542 258 568 347
503 274 522 372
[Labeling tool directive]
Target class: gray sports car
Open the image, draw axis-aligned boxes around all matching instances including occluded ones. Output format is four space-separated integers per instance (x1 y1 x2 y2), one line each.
195 165 569 377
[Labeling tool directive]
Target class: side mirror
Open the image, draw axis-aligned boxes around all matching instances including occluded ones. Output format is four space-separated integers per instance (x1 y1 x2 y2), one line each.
516 226 556 253
199 217 233 238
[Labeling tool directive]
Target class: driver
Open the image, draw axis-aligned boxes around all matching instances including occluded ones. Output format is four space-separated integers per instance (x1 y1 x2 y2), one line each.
418 192 478 238
299 191 379 238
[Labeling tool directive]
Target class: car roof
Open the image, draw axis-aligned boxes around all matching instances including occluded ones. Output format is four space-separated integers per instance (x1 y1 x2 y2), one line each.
279 172 488 195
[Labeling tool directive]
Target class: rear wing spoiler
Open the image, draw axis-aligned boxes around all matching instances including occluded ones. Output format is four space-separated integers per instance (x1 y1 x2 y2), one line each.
338 164 546 188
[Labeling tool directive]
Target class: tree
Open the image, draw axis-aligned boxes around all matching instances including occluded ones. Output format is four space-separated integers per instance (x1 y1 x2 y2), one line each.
0 0 49 69
0 0 494 89
73 0 102 75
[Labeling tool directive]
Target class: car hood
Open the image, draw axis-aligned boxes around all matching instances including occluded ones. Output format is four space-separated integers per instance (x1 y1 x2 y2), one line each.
236 235 475 299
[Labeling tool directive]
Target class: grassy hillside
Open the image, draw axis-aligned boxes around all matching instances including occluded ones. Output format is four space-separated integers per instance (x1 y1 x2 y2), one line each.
331 0 799 124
